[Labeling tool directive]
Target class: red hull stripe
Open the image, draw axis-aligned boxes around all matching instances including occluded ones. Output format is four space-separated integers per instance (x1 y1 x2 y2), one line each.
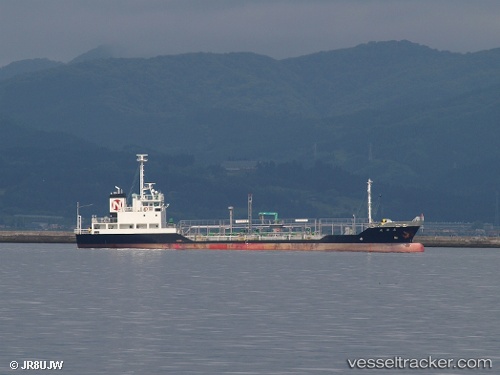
77 242 424 253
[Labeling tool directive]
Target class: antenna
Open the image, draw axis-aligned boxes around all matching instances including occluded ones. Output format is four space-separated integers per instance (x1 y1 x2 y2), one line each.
367 179 373 224
248 193 253 233
496 191 499 227
136 154 148 199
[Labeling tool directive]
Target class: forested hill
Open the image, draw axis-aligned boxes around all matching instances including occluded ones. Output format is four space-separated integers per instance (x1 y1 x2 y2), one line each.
0 58 63 81
0 40 499 227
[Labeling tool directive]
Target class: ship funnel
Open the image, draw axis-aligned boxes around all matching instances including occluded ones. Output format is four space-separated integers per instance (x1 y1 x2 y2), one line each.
109 195 126 213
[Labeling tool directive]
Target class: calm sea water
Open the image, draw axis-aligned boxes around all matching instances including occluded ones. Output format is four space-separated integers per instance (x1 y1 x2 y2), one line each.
0 244 498 374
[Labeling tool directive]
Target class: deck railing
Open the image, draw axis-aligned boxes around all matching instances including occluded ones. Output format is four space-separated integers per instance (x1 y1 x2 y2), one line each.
178 217 370 238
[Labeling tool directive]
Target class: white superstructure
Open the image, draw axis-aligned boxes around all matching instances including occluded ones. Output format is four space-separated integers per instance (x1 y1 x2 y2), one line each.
75 154 176 235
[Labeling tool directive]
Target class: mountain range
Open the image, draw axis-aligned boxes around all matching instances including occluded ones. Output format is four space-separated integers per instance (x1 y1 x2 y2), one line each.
0 40 499 228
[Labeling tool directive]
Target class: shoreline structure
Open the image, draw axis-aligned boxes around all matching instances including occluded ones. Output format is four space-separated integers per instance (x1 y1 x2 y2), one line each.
0 231 499 248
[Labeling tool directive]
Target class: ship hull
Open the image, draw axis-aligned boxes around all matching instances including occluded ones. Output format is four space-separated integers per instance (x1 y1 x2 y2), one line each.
76 238 423 253
76 225 424 253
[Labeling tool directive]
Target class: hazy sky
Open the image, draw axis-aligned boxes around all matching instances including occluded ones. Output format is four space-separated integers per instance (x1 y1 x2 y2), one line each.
1 0 500 67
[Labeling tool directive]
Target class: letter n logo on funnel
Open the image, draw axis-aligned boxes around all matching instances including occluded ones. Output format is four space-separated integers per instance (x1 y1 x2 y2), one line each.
110 199 124 212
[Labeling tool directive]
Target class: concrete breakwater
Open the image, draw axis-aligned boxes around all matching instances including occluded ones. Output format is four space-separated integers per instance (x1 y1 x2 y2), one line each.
0 231 500 248
414 235 500 248
0 231 75 243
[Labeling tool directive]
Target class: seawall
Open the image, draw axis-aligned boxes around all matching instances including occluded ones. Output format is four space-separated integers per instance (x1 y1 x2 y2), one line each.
0 231 75 243
0 231 500 248
414 236 500 248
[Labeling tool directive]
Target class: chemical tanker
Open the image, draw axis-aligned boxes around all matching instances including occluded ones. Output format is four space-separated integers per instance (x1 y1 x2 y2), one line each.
75 154 424 253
